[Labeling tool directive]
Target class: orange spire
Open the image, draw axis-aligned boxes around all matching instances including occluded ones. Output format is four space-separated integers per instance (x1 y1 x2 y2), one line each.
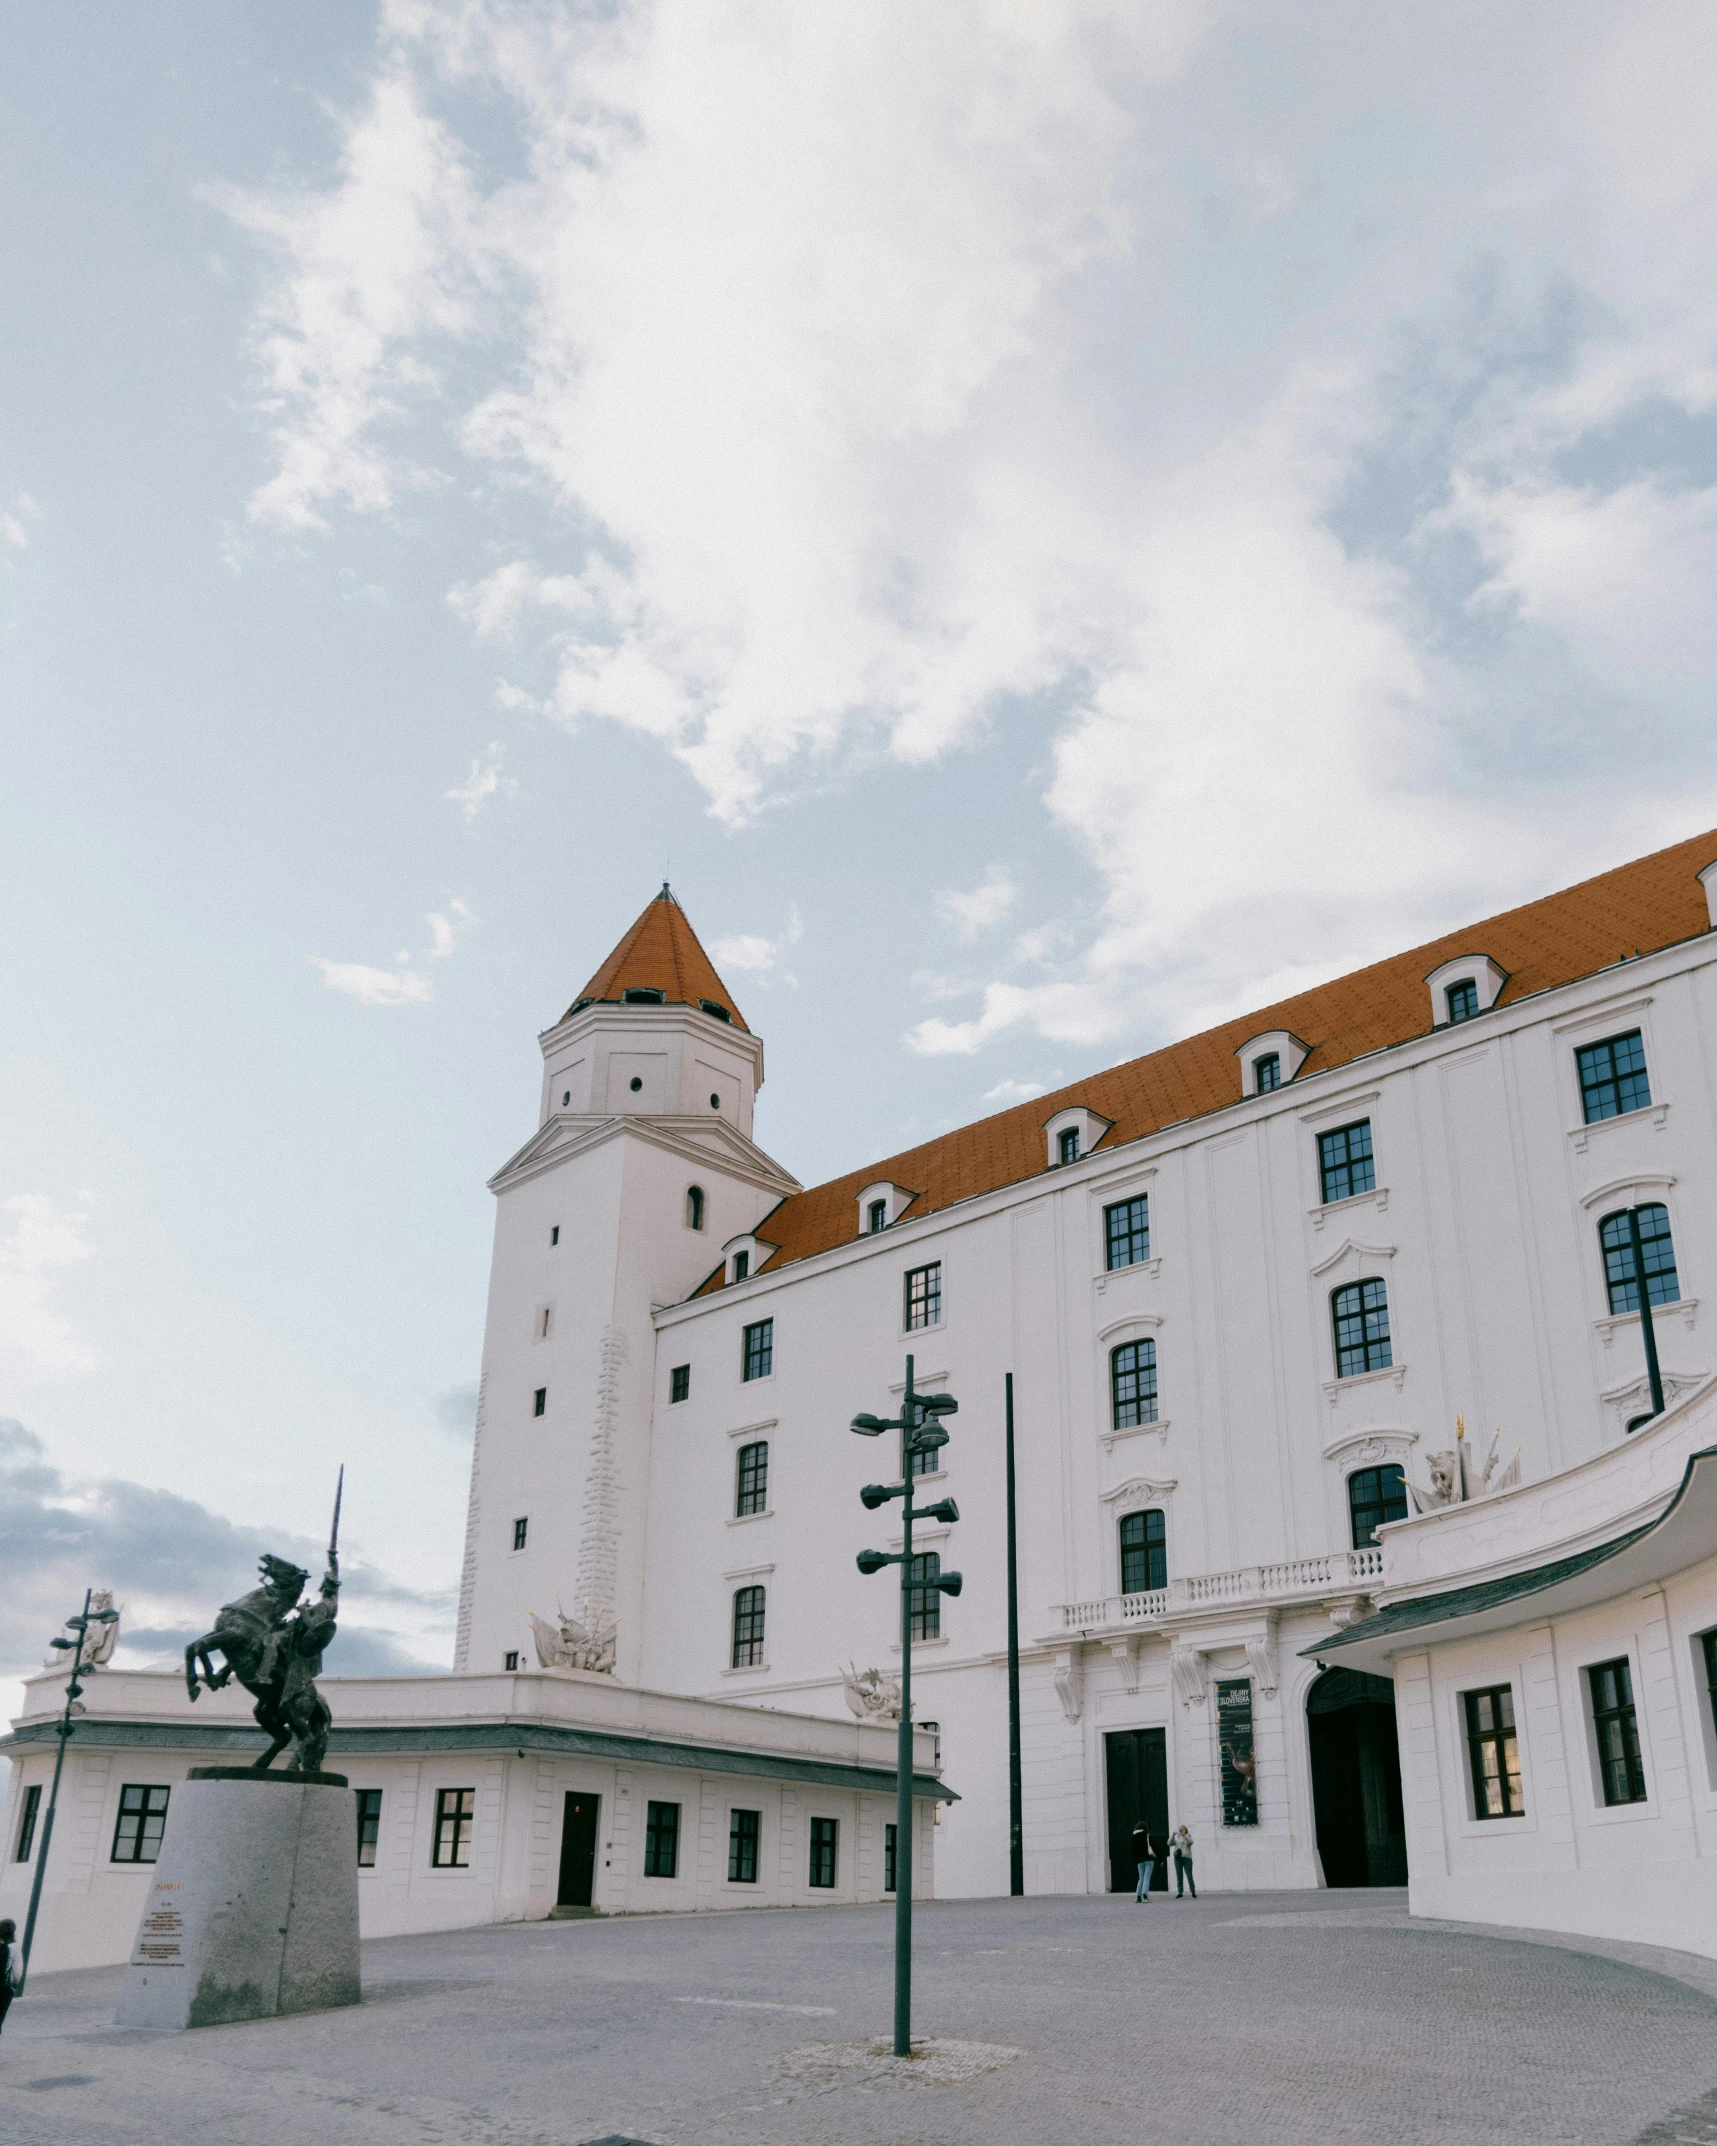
563 886 750 1032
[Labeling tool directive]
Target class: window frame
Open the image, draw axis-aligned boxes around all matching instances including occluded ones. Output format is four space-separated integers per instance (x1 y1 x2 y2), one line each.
1577 1029 1652 1125
512 1515 529 1552
1109 1337 1159 1429
728 1806 760 1884
1104 1195 1151 1272
807 1815 839 1888
1587 1657 1648 1807
731 1583 767 1668
732 1249 750 1282
1057 1126 1080 1166
904 1262 942 1332
1598 1204 1680 1315
1254 1052 1281 1092
868 1199 888 1234
742 1319 773 1382
907 1551 943 1641
355 1787 383 1867
686 1185 705 1231
432 1786 477 1868
1346 1463 1408 1549
14 1781 41 1862
1331 1276 1392 1379
669 1363 690 1404
1317 1119 1376 1205
643 1799 681 1878
111 1783 171 1865
736 1439 769 1517
884 1819 898 1893
1463 1686 1524 1819
1118 1507 1167 1596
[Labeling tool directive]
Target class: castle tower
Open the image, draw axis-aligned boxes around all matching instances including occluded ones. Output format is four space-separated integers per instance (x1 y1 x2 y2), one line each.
452 888 799 1683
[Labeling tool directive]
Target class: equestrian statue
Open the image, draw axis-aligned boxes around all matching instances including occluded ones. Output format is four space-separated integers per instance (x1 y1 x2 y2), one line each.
185 1469 343 1776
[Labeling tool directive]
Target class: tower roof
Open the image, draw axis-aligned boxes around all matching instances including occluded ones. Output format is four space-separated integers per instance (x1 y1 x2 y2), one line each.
563 885 750 1033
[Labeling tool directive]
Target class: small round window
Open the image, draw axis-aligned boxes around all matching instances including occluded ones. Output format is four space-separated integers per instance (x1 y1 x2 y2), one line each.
630 1076 643 1092
710 1092 721 1109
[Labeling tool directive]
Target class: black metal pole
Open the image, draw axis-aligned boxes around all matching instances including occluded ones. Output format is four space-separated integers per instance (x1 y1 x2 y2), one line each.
1628 1207 1666 1420
894 1354 915 2058
1005 1372 1023 1897
18 1590 93 1991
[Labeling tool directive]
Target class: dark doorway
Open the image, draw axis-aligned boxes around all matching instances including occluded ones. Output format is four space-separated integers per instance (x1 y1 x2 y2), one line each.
557 1791 599 1907
1104 1727 1168 1892
1307 1668 1406 1886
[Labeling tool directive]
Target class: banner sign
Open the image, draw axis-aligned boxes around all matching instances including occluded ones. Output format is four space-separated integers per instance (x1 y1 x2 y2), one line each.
1217 1678 1258 1826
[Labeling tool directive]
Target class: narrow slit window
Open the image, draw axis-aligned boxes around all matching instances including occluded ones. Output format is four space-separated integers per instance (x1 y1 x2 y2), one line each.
728 1807 760 1883
512 1516 529 1552
355 1788 383 1866
686 1185 705 1230
1118 1508 1167 1594
907 1551 942 1640
736 1440 769 1516
14 1783 41 1862
732 1249 749 1282
670 1363 690 1404
884 1820 898 1893
533 1387 547 1417
868 1199 888 1233
503 1650 519 1672
1110 1339 1158 1428
808 1815 838 1888
1464 1688 1523 1818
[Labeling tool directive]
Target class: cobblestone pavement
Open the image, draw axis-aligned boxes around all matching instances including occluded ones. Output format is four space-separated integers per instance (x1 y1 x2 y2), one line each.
4 1891 1716 2146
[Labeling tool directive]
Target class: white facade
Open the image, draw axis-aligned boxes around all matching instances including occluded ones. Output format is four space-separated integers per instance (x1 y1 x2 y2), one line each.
0 1669 939 1973
453 849 1717 1906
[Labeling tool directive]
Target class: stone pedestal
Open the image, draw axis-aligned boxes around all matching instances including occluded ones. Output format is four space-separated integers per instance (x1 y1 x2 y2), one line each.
117 1768 361 2029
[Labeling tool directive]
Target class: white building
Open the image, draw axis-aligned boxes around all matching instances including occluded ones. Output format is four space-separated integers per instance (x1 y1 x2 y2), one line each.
11 825 1717 1964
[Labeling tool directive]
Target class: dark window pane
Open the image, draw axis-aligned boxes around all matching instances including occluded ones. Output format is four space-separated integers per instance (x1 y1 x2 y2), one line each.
670 1363 690 1403
869 1200 887 1233
732 1584 766 1667
512 1516 528 1551
728 1807 760 1884
15 1783 41 1862
1464 1686 1523 1817
732 1249 749 1281
808 1815 838 1887
742 1320 773 1381
1332 1278 1391 1378
1577 1030 1651 1124
1318 1120 1376 1204
905 1263 942 1331
687 1186 704 1229
1446 979 1479 1023
355 1788 383 1867
1347 1464 1408 1548
736 1440 769 1516
1104 1196 1150 1271
1110 1339 1159 1428
908 1552 942 1640
644 1800 680 1878
884 1821 898 1893
1254 1052 1281 1092
432 1787 476 1867
1588 1658 1647 1805
111 1784 171 1864
534 1387 547 1417
1118 1508 1167 1594
1058 1126 1080 1165
1599 1205 1679 1314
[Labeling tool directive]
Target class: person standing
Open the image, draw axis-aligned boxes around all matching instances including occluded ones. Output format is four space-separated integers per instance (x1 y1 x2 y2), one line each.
1130 1819 1161 1901
1170 1823 1197 1898
0 1918 19 2042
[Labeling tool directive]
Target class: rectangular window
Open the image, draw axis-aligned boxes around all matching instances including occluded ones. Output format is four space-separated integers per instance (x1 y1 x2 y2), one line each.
1331 1277 1392 1378
884 1821 897 1893
1704 1628 1717 1746
644 1800 680 1878
1110 1338 1158 1428
868 1199 888 1233
908 1551 942 1641
1057 1126 1080 1165
1588 1658 1647 1805
111 1784 171 1865
432 1786 476 1867
1445 978 1479 1024
503 1650 519 1671
904 1263 942 1331
728 1807 760 1883
1118 1508 1167 1594
1464 1687 1523 1818
533 1387 547 1417
732 1249 750 1282
742 1319 773 1381
1348 1464 1408 1548
1104 1195 1150 1271
1600 1205 1679 1314
355 1788 383 1867
1318 1120 1376 1205
551 1224 560 1245
1578 1029 1651 1124
808 1815 838 1888
736 1439 769 1516
512 1516 529 1551
731 1584 766 1667
14 1783 41 1862
1254 1051 1281 1092
670 1363 690 1403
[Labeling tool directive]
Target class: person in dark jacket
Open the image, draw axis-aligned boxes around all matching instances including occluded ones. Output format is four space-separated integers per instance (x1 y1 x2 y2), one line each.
1130 1821 1161 1901
0 1917 19 2039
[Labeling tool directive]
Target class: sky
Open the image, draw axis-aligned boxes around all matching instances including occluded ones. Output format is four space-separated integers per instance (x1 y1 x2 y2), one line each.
6 0 1717 1746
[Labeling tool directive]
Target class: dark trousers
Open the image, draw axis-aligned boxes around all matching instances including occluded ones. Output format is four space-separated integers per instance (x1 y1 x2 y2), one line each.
1174 1853 1196 1896
0 1986 12 2036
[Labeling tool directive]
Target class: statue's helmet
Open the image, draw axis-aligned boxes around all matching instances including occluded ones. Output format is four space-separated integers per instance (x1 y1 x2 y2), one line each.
259 1554 310 1598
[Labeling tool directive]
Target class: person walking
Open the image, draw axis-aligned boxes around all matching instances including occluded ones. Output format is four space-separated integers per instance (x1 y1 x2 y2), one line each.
1131 1819 1161 1901
0 1918 19 2043
1170 1823 1197 1898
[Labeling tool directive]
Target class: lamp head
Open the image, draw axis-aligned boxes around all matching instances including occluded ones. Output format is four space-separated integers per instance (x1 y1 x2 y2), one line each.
923 1497 960 1525
920 1393 958 1415
94 1608 119 1623
911 1424 949 1456
49 1636 74 1651
934 1570 964 1598
859 1484 891 1510
850 1413 888 1437
856 1548 891 1576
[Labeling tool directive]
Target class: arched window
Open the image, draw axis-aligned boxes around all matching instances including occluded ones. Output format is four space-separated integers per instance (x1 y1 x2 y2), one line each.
1331 1278 1391 1378
731 1585 766 1668
1254 1052 1281 1093
686 1185 705 1231
1445 979 1478 1023
1110 1339 1158 1428
1348 1465 1407 1548
1599 1204 1679 1314
736 1440 768 1517
868 1199 888 1233
1118 1509 1166 1595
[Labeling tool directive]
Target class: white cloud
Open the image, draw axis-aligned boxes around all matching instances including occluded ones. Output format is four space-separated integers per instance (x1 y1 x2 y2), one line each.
0 1194 98 1376
936 868 1017 941
446 742 517 820
711 907 804 980
982 1077 1049 1105
312 897 475 1005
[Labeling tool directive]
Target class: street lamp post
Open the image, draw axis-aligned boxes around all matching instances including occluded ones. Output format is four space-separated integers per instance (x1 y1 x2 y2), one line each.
852 1352 962 2058
18 1589 120 1991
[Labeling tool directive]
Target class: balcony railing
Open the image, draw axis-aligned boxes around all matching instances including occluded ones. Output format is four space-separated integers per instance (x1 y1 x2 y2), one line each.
1055 1546 1383 1634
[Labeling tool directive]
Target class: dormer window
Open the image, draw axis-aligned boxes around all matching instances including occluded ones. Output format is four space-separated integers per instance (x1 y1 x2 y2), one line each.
1424 955 1506 1028
1235 1030 1308 1097
1445 979 1478 1024
1254 1053 1281 1092
857 1182 916 1236
868 1199 888 1233
1058 1127 1080 1166
698 999 732 1023
732 1249 750 1282
1042 1106 1112 1172
622 987 666 1005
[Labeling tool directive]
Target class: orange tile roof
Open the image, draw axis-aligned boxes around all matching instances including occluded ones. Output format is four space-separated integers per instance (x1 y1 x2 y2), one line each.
565 886 750 1033
715 826 1717 1290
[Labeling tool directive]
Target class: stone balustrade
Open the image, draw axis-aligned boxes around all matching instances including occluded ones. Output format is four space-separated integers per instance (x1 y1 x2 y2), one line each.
1054 1545 1383 1635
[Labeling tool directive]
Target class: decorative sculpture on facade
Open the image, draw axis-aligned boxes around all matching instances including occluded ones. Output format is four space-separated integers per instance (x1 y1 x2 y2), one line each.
1407 1416 1523 1513
840 1663 903 1721
1169 1642 1207 1708
529 1602 618 1674
183 1472 342 1776
46 1588 120 1668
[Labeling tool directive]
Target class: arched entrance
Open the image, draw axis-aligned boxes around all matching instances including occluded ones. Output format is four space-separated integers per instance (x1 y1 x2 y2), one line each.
1307 1667 1407 1887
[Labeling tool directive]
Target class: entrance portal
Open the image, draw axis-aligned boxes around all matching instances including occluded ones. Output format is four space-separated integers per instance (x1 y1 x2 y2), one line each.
1104 1727 1168 1892
1307 1668 1406 1887
557 1792 599 1908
